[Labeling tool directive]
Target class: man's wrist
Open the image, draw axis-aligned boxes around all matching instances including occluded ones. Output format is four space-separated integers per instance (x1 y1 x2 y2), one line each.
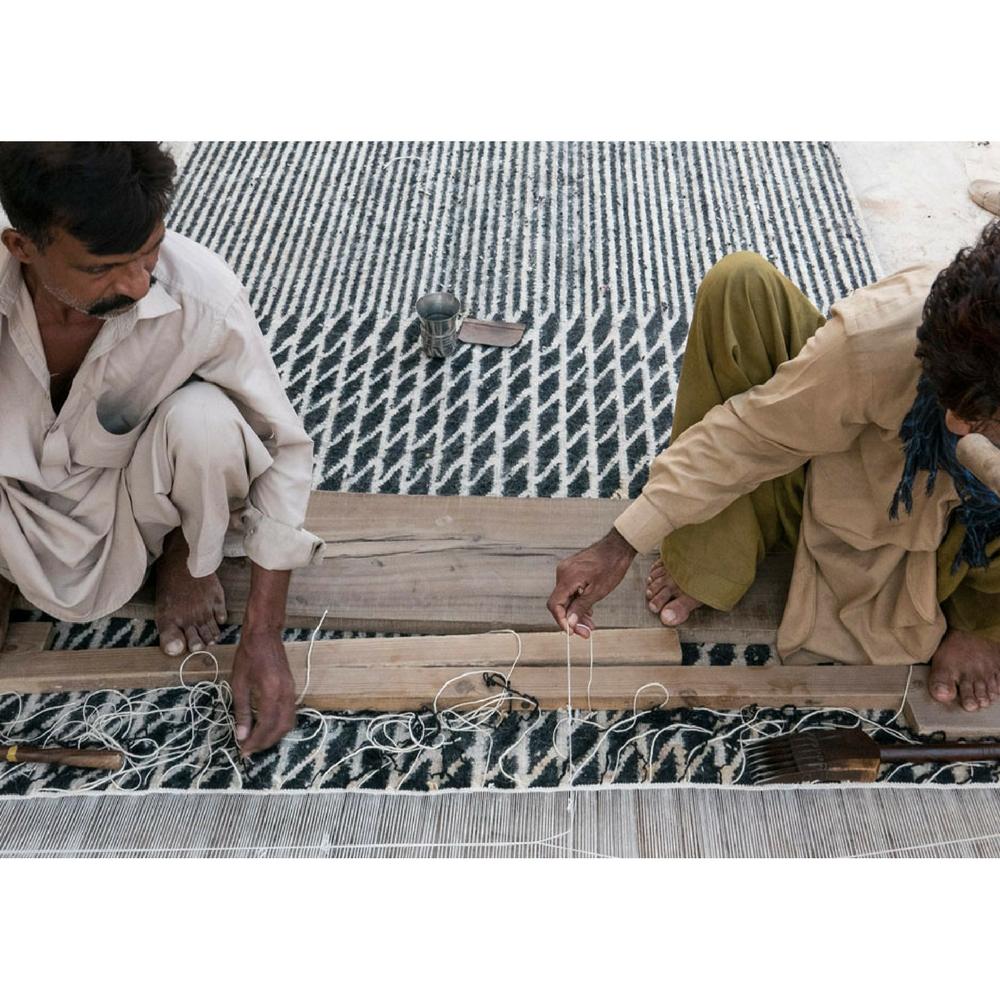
604 527 637 559
242 562 292 637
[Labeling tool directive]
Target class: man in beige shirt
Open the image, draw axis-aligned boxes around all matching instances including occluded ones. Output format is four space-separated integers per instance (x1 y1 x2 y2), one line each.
549 223 1000 713
0 143 324 753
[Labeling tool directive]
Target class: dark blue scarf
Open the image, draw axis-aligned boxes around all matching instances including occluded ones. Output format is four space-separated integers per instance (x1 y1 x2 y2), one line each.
890 375 1000 573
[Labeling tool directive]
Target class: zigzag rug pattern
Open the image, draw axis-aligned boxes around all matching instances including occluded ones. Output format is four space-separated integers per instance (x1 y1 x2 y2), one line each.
169 141 877 500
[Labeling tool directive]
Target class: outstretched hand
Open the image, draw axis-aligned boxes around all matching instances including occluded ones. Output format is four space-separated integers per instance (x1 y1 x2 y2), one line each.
547 529 637 636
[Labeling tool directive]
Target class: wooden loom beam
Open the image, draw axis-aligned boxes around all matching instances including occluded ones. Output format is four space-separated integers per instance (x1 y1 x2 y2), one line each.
12 492 793 645
0 624 919 714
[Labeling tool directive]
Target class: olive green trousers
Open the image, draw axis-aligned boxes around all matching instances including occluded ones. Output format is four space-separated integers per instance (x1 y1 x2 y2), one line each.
660 252 1000 639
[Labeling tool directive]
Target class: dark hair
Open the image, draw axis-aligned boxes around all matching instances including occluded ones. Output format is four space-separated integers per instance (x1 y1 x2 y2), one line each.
0 142 176 255
916 220 1000 424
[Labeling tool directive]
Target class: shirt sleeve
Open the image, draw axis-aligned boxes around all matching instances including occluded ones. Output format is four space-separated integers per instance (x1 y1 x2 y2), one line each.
614 315 873 553
195 287 326 570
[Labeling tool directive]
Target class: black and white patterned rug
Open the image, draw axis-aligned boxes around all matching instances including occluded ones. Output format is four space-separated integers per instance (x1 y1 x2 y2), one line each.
14 142 966 797
173 141 876 500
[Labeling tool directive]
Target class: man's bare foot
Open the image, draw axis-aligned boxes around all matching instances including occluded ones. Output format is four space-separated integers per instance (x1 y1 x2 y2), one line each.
645 559 703 626
155 528 228 656
929 629 1000 712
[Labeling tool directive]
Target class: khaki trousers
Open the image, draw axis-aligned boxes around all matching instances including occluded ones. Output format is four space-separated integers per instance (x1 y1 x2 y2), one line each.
660 252 1000 640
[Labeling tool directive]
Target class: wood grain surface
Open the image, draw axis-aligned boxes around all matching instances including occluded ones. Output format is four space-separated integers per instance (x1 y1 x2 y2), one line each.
15 492 790 645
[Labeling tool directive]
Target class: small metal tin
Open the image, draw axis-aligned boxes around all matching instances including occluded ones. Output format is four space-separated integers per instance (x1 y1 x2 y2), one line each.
415 291 463 358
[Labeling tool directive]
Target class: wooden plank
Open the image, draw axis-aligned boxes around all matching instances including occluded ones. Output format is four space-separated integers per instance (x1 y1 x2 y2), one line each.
1 622 55 655
281 663 911 712
0 628 678 692
242 627 681 669
13 493 790 644
904 666 1000 737
0 628 911 712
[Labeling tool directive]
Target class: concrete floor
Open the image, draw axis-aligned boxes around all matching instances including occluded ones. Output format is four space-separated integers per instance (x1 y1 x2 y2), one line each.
167 140 1000 280
833 141 1000 275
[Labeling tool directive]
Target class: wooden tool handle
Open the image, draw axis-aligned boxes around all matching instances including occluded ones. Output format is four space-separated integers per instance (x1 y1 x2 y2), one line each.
880 741 1000 764
1 745 124 770
956 433 1000 495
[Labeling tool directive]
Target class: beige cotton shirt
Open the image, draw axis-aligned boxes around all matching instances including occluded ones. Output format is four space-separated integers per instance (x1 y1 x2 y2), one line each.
614 263 959 666
0 229 325 622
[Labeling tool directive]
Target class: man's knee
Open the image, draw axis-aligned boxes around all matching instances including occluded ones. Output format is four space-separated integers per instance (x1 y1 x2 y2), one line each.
698 251 777 305
157 382 246 463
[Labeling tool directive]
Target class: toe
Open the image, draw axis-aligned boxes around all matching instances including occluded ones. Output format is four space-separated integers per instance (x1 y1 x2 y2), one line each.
959 678 980 712
647 581 673 613
645 560 666 587
659 594 702 627
929 666 959 704
205 614 222 642
198 621 219 647
974 679 990 708
989 672 1000 700
159 624 186 657
214 599 228 625
184 625 204 654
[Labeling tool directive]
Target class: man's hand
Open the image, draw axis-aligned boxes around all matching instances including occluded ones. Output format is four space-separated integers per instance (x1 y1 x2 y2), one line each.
547 528 637 636
231 630 298 755
929 628 1000 712
234 561 296 755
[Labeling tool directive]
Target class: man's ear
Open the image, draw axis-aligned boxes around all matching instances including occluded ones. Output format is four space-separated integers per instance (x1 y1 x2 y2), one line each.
945 409 974 437
1 227 39 264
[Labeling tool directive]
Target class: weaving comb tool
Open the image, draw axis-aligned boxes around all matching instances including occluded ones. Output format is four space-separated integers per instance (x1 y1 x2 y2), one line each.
744 729 1000 784
1 744 124 771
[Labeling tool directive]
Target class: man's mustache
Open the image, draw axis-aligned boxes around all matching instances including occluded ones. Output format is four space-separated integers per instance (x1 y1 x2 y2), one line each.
87 274 158 316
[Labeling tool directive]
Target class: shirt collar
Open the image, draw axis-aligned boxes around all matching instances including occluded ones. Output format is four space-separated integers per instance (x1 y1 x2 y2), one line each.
82 273 181 362
135 270 181 321
0 241 22 316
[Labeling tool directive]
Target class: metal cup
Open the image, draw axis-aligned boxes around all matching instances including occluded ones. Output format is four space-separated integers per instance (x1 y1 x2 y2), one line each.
416 291 462 358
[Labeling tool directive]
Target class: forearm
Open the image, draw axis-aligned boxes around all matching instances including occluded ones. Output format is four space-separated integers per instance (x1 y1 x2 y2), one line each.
242 561 291 635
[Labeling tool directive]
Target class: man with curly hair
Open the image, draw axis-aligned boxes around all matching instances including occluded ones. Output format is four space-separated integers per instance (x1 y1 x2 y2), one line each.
549 221 1000 713
0 143 325 754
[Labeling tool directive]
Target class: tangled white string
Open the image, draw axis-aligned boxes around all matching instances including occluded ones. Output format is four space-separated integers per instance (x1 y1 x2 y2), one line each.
0 649 243 794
